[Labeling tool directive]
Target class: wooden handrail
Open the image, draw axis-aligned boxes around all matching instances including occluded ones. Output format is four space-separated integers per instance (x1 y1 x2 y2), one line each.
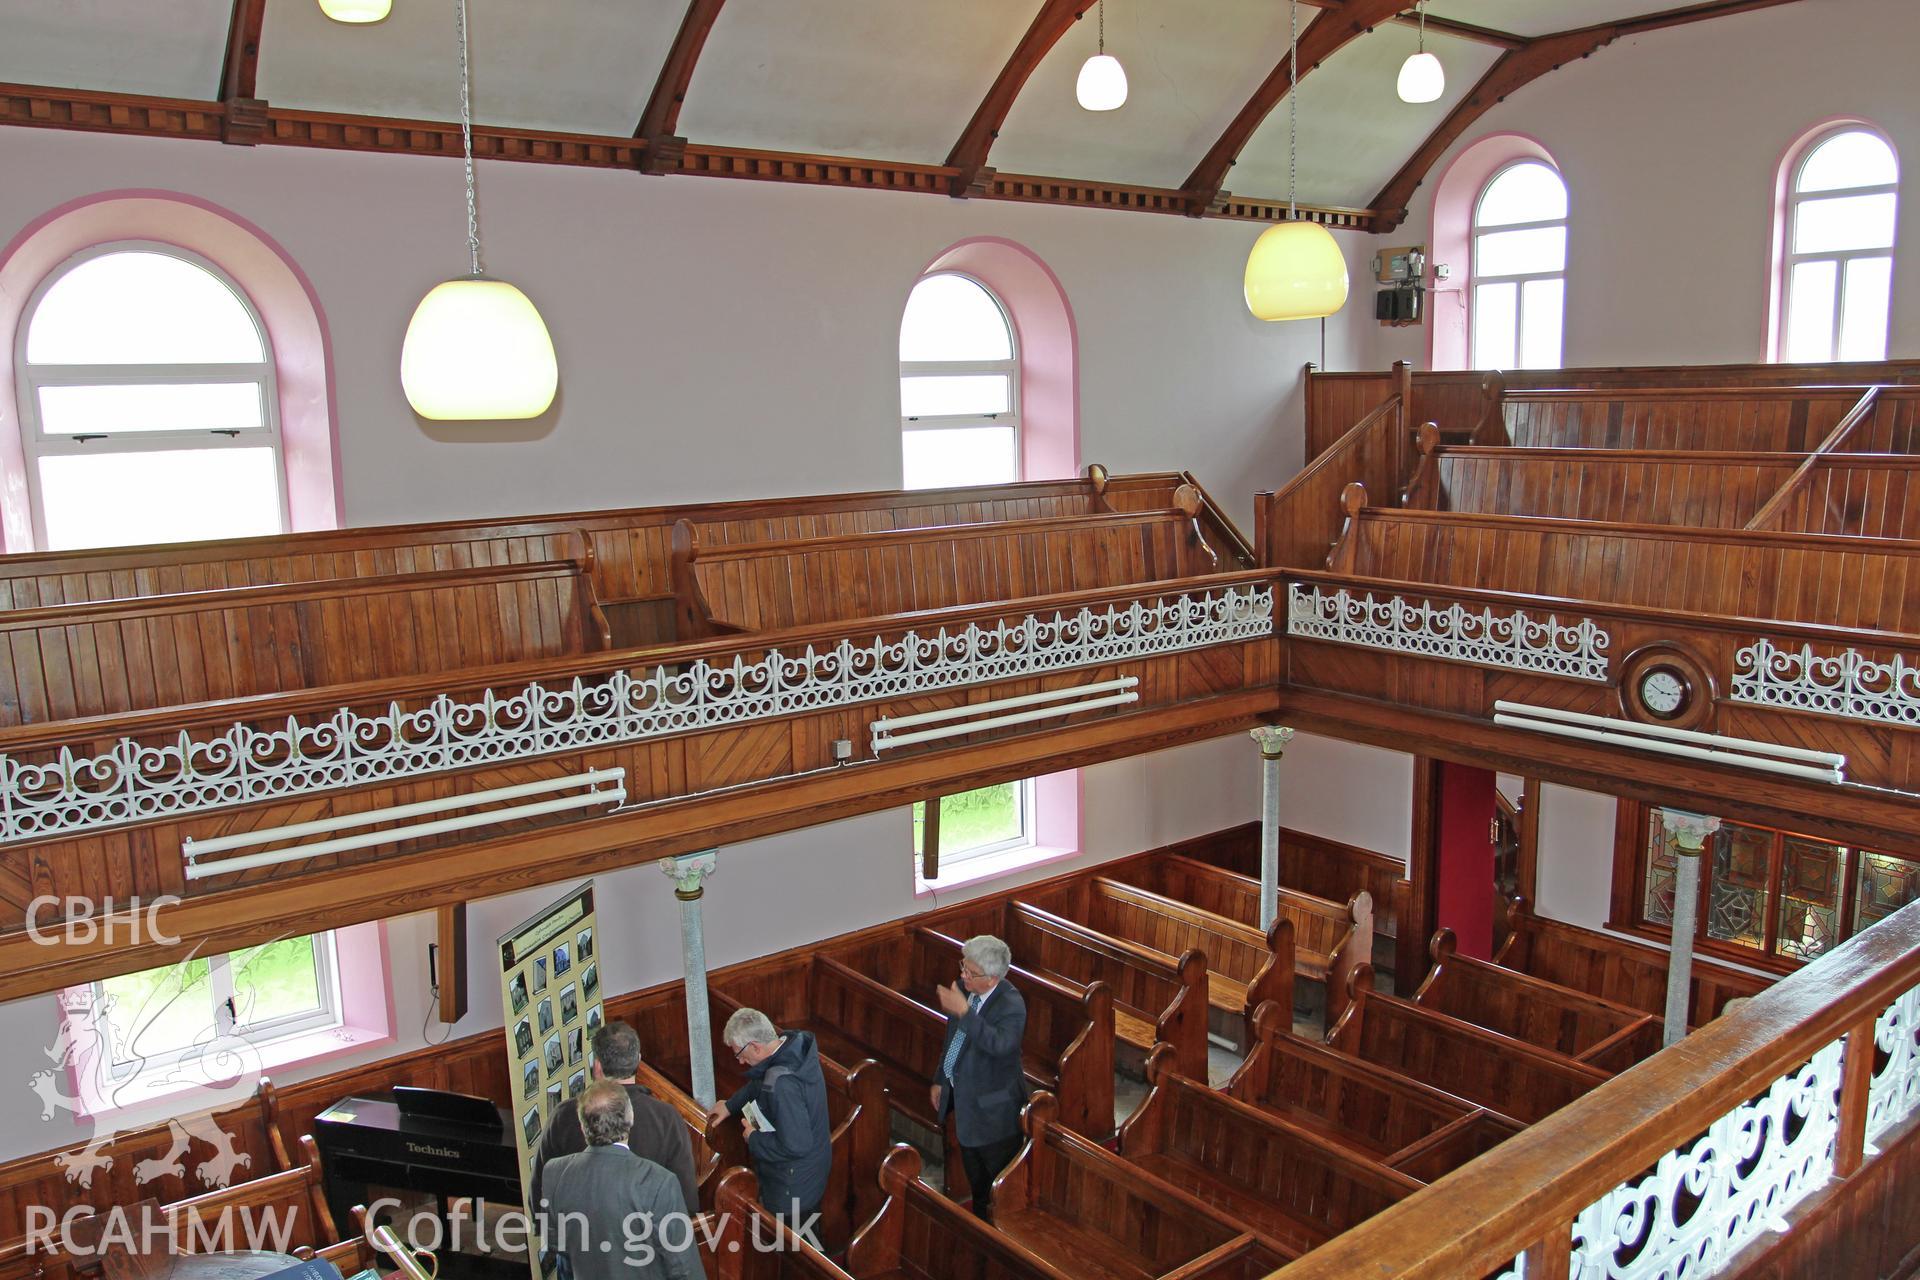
1745 385 1885 530
1267 895 1920 1278
1259 392 1405 570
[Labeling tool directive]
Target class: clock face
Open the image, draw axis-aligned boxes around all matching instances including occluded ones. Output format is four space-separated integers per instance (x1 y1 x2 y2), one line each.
1640 668 1687 717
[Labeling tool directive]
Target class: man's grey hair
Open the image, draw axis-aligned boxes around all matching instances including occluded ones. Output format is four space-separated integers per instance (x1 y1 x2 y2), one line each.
963 934 1012 979
579 1080 633 1146
723 1007 779 1050
593 1021 643 1079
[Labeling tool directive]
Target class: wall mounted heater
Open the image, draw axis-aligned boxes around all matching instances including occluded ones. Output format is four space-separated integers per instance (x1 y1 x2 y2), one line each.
182 767 628 880
1491 701 1845 784
871 677 1139 752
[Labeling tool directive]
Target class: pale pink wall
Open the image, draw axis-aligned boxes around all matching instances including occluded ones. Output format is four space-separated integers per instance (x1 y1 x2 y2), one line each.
1424 134 1560 372
0 191 343 550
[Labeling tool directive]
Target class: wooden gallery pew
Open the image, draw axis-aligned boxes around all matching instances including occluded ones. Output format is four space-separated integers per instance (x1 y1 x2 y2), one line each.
0 558 610 727
1105 854 1371 1027
1325 968 1610 1125
672 509 1220 636
1222 1002 1521 1182
1476 385 1873 451
1494 896 1770 1027
1017 876 1293 1052
988 1094 1278 1280
844 1146 1076 1280
1115 1045 1420 1256
1412 928 1662 1070
823 924 1116 1141
997 901 1211 1078
706 1167 856 1280
80 1135 340 1258
1164 822 1410 942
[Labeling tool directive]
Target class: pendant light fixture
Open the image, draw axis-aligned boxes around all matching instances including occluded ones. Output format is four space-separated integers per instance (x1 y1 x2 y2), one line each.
1243 0 1349 321
1396 0 1445 104
400 0 559 421
316 0 391 22
1075 0 1128 112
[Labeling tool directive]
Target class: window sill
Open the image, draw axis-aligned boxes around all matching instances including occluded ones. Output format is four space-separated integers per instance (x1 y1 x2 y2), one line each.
72 1020 393 1123
915 843 1079 898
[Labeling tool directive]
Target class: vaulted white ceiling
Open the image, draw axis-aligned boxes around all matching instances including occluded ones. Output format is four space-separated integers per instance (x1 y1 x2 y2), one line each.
0 0 1788 213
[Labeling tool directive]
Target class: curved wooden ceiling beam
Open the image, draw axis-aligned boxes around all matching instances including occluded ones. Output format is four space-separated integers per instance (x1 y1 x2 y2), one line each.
1368 0 1812 232
217 0 268 144
944 0 1088 198
634 0 727 172
1181 0 1411 215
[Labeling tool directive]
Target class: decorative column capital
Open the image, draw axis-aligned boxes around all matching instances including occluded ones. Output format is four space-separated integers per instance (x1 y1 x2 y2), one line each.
660 851 718 900
1250 725 1296 760
1660 810 1722 856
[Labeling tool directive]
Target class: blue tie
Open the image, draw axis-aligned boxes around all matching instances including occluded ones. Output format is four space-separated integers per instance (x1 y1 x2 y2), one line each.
942 993 982 1080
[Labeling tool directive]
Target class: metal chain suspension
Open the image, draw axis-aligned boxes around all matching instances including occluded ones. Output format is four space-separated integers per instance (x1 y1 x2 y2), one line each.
1287 0 1298 221
456 0 483 277
1098 0 1106 55
1417 0 1427 54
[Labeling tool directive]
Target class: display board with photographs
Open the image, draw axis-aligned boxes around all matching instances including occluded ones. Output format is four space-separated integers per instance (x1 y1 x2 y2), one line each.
497 880 606 1267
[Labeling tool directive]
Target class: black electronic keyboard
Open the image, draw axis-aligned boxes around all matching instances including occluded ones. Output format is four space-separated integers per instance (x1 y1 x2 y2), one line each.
311 1089 521 1241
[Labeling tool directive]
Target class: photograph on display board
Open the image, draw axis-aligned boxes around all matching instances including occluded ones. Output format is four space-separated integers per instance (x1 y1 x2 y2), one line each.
552 943 572 977
544 1032 564 1075
568 1069 588 1097
513 1019 534 1060
586 1005 603 1034
534 957 548 992
521 1105 542 1145
546 1082 563 1111
509 972 529 1015
537 997 555 1035
582 963 599 1002
577 927 594 960
568 1027 584 1065
521 1060 539 1099
560 984 578 1025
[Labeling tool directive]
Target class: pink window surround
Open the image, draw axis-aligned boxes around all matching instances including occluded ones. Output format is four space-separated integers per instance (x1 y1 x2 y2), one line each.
1426 134 1562 372
0 190 343 552
913 237 1080 482
1765 117 1899 361
62 920 393 1123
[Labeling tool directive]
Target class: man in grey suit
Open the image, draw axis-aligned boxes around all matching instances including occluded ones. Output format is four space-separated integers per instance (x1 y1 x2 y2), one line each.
931 934 1030 1223
538 1081 699 1280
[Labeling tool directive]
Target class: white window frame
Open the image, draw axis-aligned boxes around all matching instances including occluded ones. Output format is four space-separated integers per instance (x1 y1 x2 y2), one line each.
92 933 343 1084
14 241 290 552
1470 161 1568 371
1779 128 1899 364
899 272 1021 485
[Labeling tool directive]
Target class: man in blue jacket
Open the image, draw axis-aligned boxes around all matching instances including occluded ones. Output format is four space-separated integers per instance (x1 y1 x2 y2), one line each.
931 934 1030 1223
708 1007 833 1231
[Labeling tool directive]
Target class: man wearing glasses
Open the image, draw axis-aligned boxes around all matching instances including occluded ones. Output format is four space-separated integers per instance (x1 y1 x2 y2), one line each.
931 934 1029 1223
708 1007 832 1234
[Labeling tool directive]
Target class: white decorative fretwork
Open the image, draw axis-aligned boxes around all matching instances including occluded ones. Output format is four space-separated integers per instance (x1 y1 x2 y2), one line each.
1287 584 1610 682
0 584 1273 845
1566 1039 1843 1280
1491 1255 1527 1280
1868 983 1920 1146
1732 638 1920 727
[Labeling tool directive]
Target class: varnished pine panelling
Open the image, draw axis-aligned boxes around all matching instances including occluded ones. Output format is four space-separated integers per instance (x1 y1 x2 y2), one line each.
1766 458 1920 538
1306 375 1397 463
1837 389 1920 455
1414 934 1659 1062
1265 398 1405 570
1434 451 1802 527
1499 389 1863 452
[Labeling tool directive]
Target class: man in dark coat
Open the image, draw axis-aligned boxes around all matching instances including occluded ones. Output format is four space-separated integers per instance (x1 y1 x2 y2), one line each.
538 1081 698 1280
932 933 1030 1223
532 1022 700 1218
706 1006 832 1228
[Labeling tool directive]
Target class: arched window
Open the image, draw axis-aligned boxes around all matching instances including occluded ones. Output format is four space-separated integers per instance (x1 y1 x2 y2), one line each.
1778 127 1899 363
14 244 287 552
1471 161 1568 370
899 273 1020 488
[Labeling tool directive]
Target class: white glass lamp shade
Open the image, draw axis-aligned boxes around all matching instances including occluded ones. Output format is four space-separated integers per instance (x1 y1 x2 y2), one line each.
1076 54 1128 111
401 278 559 420
1397 50 1445 103
317 0 392 22
1244 222 1350 321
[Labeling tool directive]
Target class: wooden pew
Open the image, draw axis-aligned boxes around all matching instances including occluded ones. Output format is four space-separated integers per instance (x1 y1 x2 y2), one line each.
705 1166 855 1280
0 558 609 727
844 1146 1077 1280
1019 876 1293 1052
1222 1001 1519 1180
1163 822 1409 941
673 509 1217 636
1413 928 1662 1069
1494 895 1770 1027
1409 443 1806 528
78 1135 339 1258
902 927 1116 1141
1477 385 1873 451
1115 1045 1420 1255
1002 901 1211 1079
1103 854 1371 1026
1745 454 1920 538
1325 968 1610 1125
988 1094 1258 1280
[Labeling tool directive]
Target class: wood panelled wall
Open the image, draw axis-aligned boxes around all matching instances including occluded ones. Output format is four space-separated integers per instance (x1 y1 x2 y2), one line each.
1496 388 1863 452
1755 457 1920 538
1429 449 1802 527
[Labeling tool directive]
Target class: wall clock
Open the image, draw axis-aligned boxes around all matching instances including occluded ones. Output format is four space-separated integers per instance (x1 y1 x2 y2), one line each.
1619 645 1715 731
